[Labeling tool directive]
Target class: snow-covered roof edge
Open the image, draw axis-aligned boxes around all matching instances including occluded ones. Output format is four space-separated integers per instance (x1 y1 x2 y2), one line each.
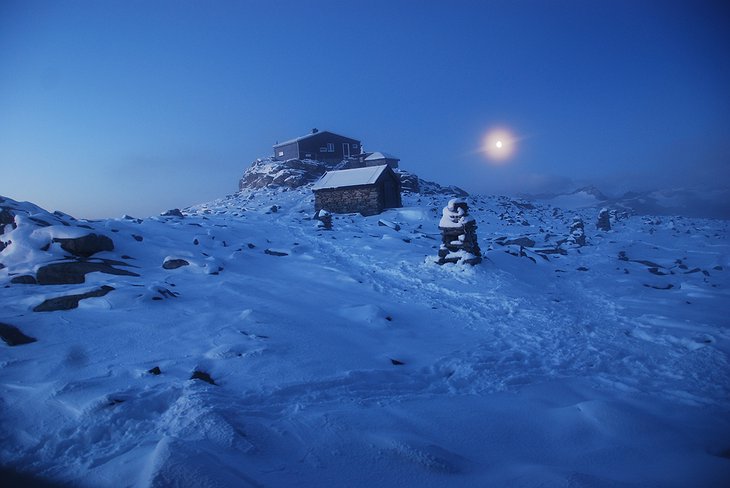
364 151 399 161
312 165 390 191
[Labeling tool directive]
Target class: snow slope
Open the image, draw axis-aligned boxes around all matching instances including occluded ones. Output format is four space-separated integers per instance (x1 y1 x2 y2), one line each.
1 188 729 487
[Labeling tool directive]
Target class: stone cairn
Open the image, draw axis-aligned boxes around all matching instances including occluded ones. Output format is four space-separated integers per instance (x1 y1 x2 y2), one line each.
596 208 611 231
314 209 332 230
566 216 586 246
437 198 481 265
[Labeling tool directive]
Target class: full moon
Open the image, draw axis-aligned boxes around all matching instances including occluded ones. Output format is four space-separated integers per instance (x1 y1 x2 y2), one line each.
483 128 516 163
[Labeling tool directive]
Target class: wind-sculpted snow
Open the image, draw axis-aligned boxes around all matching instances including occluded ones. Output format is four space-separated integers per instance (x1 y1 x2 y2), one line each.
1 189 729 487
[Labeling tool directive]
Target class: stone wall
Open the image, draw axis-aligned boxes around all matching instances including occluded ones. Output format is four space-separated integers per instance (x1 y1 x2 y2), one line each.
314 186 382 216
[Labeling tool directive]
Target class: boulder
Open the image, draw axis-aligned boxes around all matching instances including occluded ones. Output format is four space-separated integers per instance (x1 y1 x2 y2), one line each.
0 322 37 346
162 258 190 270
36 260 139 285
191 370 216 385
33 285 115 312
10 275 37 285
52 233 114 257
161 208 184 218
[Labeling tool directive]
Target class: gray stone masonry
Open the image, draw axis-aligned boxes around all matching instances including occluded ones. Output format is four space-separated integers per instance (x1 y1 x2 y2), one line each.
314 187 381 216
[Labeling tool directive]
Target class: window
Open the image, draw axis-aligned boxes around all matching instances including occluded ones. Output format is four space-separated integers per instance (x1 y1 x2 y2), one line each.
352 144 358 149
277 150 284 157
327 143 335 152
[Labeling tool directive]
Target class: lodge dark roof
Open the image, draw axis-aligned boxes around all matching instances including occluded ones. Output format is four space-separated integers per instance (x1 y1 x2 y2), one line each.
273 130 360 148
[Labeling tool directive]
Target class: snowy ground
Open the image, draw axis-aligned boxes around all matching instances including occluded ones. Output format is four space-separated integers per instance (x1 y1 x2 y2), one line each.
1 187 729 487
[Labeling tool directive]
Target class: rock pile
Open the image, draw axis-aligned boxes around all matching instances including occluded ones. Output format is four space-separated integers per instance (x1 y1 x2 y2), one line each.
566 216 586 246
437 198 481 265
596 208 611 231
315 209 332 230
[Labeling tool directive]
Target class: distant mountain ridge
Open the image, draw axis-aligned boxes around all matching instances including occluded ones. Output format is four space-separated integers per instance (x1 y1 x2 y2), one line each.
526 186 730 220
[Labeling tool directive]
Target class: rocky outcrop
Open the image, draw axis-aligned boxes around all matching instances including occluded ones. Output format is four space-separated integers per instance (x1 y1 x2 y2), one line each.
239 158 336 190
161 209 184 218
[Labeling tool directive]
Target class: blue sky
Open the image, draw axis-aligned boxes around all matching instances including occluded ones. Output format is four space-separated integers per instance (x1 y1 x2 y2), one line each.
1 0 728 218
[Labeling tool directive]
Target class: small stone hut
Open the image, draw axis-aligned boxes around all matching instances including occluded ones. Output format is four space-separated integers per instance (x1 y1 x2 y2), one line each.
312 165 402 216
364 152 399 169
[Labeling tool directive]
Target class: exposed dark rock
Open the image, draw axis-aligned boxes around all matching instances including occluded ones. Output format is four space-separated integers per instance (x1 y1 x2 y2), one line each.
191 370 216 385
390 358 405 365
52 233 114 257
264 249 289 257
161 208 184 217
37 261 139 285
33 285 115 312
162 258 189 270
132 234 143 242
0 322 37 346
643 283 674 290
0 208 16 233
247 243 256 249
148 366 162 375
10 275 37 284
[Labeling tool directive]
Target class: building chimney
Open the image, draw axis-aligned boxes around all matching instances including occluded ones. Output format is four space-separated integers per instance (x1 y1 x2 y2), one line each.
312 128 319 134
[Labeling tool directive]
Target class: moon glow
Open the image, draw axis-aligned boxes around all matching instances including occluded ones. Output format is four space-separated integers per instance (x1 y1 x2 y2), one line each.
483 128 516 163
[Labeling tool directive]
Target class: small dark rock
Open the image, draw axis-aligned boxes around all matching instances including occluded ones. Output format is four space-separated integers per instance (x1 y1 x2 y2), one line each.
148 366 162 375
132 234 143 242
10 275 37 284
247 243 256 249
264 249 288 257
191 370 216 385
390 358 405 366
162 258 190 270
0 322 37 346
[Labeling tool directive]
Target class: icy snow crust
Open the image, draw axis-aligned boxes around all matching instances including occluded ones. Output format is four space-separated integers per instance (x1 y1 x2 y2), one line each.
1 190 729 487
